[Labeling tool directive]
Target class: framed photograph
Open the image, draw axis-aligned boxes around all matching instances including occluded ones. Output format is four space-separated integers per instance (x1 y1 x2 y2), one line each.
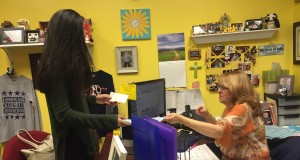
262 110 273 125
108 135 127 160
0 28 24 44
231 22 244 32
116 46 138 74
26 30 40 43
276 75 295 96
293 22 300 64
188 48 201 60
245 19 262 30
192 24 207 35
29 53 42 87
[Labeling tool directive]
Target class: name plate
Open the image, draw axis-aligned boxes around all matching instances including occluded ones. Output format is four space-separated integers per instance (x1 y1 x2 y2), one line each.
258 44 284 56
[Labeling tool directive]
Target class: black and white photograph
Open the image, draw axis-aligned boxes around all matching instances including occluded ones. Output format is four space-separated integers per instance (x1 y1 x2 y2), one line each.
25 30 40 43
116 46 138 74
0 28 24 44
245 19 263 30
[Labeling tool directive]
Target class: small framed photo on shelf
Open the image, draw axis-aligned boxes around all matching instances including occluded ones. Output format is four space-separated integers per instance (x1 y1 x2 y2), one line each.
276 75 295 96
188 48 201 60
245 19 263 30
25 30 40 43
231 22 244 32
192 24 207 35
116 46 138 74
0 28 24 44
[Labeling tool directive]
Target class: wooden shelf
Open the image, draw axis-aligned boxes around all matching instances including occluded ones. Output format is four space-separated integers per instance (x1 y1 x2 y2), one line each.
191 29 278 44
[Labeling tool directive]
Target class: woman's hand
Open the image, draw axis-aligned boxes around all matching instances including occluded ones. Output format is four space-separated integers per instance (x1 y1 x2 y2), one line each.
95 94 117 105
164 113 183 124
195 106 209 117
118 115 130 127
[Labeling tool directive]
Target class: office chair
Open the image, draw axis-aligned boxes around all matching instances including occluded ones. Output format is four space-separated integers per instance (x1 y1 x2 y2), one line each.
2 130 50 160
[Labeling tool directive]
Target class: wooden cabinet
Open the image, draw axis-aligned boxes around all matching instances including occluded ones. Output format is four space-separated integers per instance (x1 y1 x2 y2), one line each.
264 93 300 126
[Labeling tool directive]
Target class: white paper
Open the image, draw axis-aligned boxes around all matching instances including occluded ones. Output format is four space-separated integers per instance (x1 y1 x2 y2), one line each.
177 144 219 160
166 89 205 114
110 92 129 103
152 117 165 122
159 60 187 88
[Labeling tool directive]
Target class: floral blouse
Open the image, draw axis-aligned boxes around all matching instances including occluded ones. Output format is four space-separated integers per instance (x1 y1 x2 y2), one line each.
215 103 270 160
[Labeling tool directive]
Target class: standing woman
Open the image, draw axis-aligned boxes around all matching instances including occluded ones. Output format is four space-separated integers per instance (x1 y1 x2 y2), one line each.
35 9 128 160
165 71 270 159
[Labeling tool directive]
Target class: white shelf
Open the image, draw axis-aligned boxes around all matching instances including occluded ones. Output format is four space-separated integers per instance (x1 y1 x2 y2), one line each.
0 41 94 48
0 41 94 71
191 29 278 44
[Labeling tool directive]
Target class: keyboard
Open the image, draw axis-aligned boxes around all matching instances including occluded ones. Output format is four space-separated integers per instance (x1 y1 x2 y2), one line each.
176 109 212 152
177 129 207 152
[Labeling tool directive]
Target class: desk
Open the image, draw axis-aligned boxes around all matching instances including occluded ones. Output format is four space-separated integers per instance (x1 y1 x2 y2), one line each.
123 139 221 160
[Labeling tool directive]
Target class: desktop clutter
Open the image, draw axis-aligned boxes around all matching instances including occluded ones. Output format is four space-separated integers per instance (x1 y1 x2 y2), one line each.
121 105 215 160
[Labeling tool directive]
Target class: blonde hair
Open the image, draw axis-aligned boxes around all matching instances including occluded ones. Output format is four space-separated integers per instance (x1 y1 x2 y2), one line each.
218 71 262 117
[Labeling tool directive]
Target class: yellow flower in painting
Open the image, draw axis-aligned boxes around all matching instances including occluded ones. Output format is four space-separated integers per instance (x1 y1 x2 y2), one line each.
121 9 150 39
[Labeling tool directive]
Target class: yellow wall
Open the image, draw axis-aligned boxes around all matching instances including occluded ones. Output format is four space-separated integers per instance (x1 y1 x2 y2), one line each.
0 0 298 156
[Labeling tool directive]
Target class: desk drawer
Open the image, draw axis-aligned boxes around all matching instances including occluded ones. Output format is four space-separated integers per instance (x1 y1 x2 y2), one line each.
278 98 300 106
278 106 300 115
278 115 300 126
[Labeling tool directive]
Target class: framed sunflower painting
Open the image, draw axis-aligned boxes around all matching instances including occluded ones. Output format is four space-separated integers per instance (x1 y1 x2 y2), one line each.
120 8 151 40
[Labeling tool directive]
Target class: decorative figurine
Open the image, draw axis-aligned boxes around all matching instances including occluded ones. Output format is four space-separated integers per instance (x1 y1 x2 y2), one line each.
265 13 280 29
83 19 92 42
219 13 230 29
1 21 14 28
17 19 30 30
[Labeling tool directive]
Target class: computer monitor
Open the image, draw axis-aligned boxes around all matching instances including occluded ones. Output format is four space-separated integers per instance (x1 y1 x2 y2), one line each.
131 115 161 160
129 78 166 118
145 117 177 160
121 78 166 139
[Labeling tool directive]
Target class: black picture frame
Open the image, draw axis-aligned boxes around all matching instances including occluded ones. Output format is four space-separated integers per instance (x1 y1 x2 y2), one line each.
188 49 201 60
293 22 300 64
25 30 40 43
0 28 24 44
245 19 262 30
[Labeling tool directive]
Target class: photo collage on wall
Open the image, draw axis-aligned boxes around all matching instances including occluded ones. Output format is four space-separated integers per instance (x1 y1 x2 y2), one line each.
205 44 259 91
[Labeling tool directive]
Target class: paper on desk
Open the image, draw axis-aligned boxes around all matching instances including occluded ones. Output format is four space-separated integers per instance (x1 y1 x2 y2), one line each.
177 144 219 160
110 92 129 103
152 117 165 122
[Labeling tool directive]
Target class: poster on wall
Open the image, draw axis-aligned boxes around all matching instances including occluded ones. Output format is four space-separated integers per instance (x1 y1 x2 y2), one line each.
157 33 186 88
120 8 151 40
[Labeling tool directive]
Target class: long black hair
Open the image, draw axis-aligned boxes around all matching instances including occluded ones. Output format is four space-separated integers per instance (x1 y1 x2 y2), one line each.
35 9 92 97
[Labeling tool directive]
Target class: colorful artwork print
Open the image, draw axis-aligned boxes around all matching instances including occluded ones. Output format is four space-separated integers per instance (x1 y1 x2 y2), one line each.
157 33 185 62
121 9 151 40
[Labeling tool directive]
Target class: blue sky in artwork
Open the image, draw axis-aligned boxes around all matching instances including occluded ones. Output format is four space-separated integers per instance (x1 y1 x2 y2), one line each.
157 33 184 51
